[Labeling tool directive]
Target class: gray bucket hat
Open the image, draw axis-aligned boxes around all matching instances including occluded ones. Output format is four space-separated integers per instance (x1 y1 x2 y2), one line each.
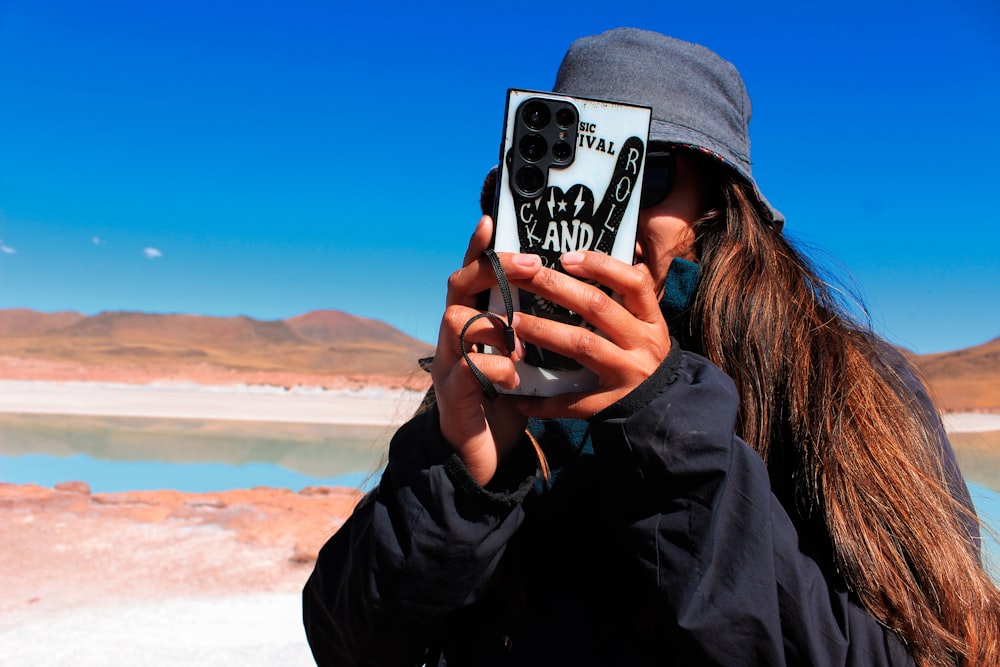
553 27 784 227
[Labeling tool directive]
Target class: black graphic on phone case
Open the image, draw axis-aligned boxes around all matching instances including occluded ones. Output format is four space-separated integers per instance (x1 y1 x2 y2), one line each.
509 135 645 370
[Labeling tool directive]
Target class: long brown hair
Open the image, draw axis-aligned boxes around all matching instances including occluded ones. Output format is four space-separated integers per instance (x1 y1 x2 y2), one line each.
686 170 1000 666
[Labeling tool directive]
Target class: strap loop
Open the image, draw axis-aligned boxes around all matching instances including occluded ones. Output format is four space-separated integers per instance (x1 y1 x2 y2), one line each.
460 249 517 400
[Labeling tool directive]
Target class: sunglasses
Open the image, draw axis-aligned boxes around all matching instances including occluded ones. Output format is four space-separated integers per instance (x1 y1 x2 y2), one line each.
639 150 676 209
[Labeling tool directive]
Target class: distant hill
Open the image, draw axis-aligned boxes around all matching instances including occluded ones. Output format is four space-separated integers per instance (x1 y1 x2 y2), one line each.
909 336 1000 413
0 309 87 337
0 308 433 388
0 308 996 409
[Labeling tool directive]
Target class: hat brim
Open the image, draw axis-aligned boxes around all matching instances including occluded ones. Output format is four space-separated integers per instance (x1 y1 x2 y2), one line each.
650 120 784 228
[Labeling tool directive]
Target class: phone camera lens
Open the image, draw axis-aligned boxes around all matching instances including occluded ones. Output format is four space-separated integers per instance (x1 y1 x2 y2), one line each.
521 101 551 130
515 165 545 196
519 134 547 162
552 141 571 162
555 107 576 129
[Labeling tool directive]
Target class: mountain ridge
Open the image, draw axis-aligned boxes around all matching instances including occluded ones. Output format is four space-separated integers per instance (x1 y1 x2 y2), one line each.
0 308 996 410
0 308 434 388
908 335 1000 413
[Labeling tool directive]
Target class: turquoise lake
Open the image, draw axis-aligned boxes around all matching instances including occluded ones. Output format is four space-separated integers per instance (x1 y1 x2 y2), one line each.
1 411 997 578
0 412 394 493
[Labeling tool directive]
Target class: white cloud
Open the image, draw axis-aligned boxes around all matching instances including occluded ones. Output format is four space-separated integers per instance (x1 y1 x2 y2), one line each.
143 247 163 259
0 241 15 255
92 236 103 245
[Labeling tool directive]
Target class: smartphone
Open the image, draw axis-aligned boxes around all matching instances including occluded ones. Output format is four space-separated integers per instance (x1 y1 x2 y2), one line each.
487 89 651 396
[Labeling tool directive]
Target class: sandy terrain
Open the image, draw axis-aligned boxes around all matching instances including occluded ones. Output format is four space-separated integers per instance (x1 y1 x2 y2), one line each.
0 483 361 666
0 380 416 666
0 379 426 426
940 413 1000 433
0 380 997 666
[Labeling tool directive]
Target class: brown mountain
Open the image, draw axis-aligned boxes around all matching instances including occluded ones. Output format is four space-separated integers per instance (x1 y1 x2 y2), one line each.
909 336 1000 413
0 308 86 337
286 310 422 348
0 309 433 388
1 308 996 408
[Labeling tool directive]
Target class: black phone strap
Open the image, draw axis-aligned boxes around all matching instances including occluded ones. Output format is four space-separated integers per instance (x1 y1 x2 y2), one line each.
459 249 516 401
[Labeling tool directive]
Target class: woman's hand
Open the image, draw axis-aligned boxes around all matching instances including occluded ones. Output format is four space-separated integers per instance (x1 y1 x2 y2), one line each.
431 216 542 486
512 250 672 418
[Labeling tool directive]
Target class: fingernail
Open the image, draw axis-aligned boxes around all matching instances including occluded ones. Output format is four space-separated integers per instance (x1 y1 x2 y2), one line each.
561 251 584 265
513 253 541 267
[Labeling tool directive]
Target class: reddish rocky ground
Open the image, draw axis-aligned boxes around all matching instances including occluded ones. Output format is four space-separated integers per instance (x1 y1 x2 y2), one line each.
0 349 425 659
1 482 361 620
1 480 368 665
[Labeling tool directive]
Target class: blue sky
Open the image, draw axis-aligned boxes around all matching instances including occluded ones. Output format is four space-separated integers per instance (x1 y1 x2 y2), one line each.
0 0 997 354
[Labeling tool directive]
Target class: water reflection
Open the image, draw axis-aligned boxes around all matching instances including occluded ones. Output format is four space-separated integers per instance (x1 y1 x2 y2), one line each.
0 413 393 492
2 413 999 577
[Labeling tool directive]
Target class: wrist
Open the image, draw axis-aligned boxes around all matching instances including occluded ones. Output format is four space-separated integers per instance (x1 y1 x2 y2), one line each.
457 441 499 486
590 339 684 423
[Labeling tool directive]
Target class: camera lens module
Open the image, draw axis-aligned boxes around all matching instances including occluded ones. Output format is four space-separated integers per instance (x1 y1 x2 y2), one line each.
519 134 548 162
551 140 571 162
515 165 545 196
555 107 576 129
521 101 551 130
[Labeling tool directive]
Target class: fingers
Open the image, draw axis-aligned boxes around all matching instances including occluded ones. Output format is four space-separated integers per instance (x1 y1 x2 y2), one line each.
435 347 521 394
510 251 672 410
509 252 660 349
462 215 494 266
439 306 524 360
512 310 614 374
446 249 542 308
443 228 669 422
434 217 543 417
558 251 662 324
434 305 524 388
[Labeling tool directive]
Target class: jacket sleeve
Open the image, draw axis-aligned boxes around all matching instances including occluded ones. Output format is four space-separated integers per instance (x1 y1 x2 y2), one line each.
589 345 917 666
302 406 539 666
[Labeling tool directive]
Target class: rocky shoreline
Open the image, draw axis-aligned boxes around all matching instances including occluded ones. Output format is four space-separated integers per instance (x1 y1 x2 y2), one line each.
0 481 362 613
0 481 363 665
1 372 996 665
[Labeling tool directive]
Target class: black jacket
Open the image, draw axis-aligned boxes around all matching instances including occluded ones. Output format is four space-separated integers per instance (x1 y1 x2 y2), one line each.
303 345 973 666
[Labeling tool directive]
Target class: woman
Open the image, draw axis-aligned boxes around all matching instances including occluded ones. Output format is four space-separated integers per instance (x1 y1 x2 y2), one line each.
303 28 999 666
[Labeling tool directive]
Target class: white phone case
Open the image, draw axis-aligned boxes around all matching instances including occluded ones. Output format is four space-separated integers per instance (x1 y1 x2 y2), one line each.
489 89 651 396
